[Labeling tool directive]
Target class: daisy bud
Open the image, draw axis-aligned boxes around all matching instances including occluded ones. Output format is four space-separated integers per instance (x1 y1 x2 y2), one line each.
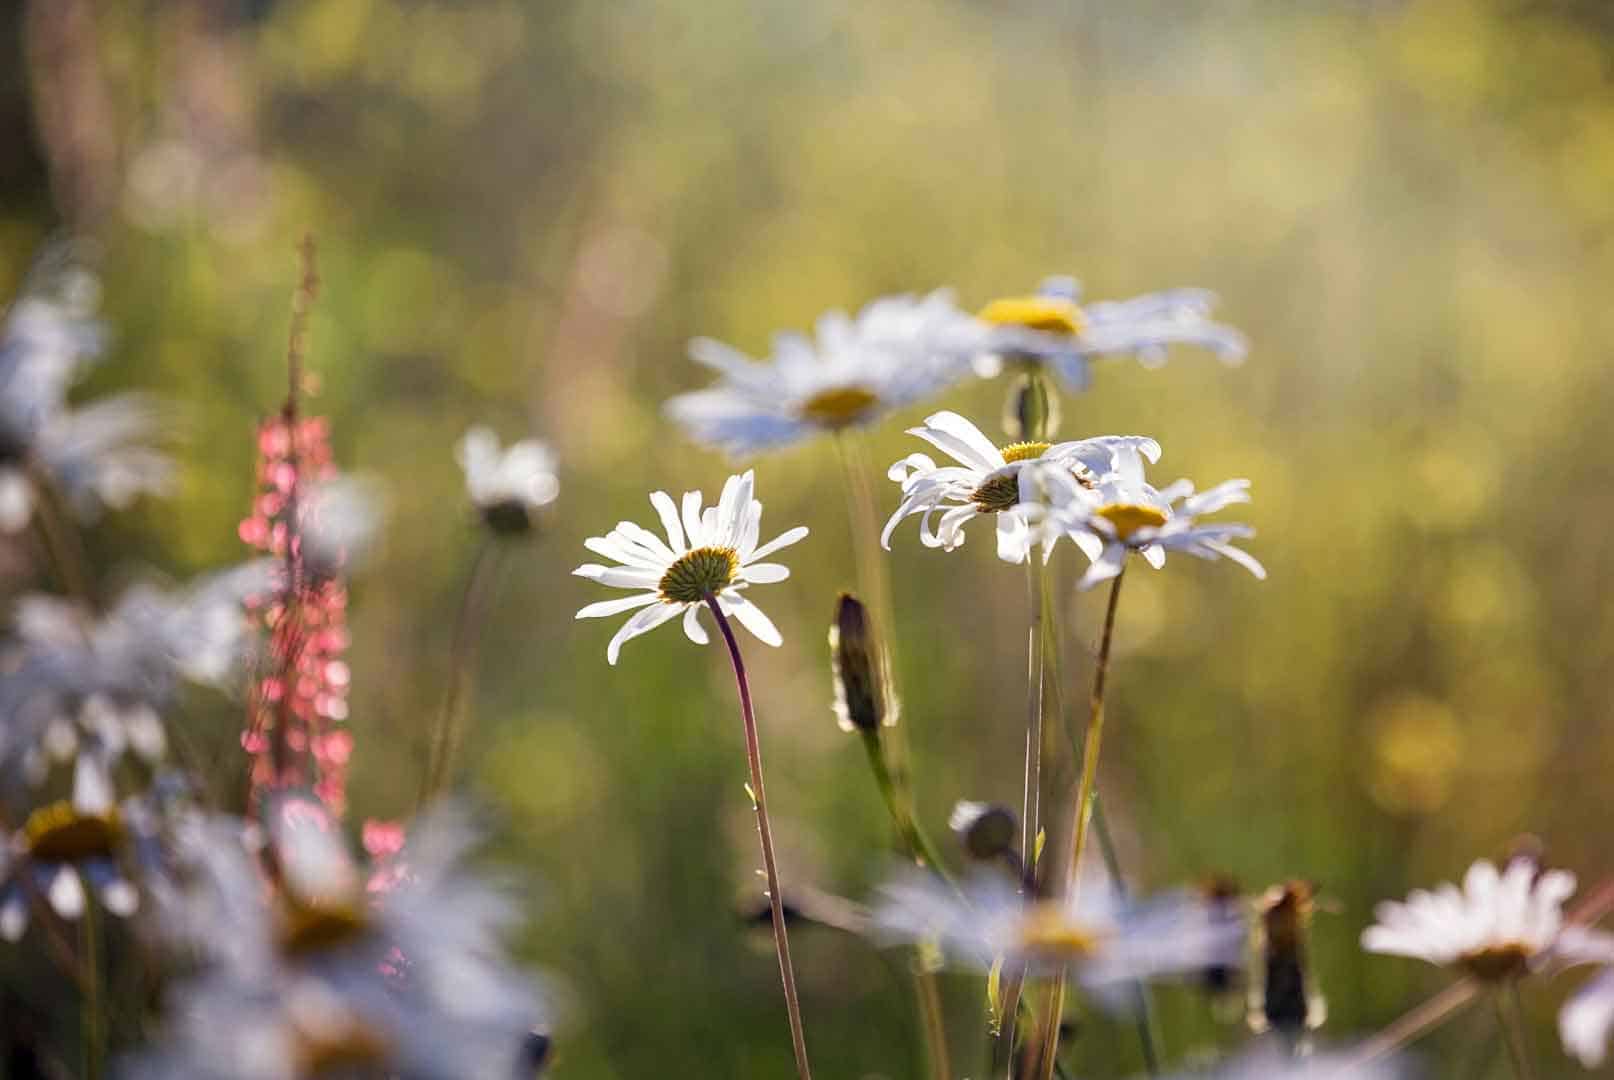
948 800 1019 861
519 1030 553 1075
1249 880 1325 1040
829 593 884 734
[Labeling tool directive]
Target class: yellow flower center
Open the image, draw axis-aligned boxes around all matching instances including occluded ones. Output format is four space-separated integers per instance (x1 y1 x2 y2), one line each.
1016 902 1102 959
278 898 372 956
999 441 1051 464
24 802 123 861
658 546 740 604
978 296 1087 337
971 443 1065 513
799 385 880 428
1459 942 1534 982
1096 503 1167 541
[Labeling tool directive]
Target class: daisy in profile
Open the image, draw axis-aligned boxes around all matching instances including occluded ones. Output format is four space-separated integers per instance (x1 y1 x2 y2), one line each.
665 291 984 457
1037 443 1265 589
871 868 1244 995
456 425 559 536
1361 858 1609 981
881 410 1160 563
574 469 807 665
976 275 1247 393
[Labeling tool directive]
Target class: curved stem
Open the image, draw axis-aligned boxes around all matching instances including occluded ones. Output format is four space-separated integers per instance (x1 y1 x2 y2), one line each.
704 594 812 1080
81 900 102 1080
1037 568 1125 1080
421 537 502 805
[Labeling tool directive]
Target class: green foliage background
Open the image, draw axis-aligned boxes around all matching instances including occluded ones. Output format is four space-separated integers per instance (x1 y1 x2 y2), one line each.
3 1 1614 1076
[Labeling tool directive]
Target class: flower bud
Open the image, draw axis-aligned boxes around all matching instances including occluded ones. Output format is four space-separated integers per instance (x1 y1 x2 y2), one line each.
1002 370 1060 442
829 593 885 733
948 800 1018 861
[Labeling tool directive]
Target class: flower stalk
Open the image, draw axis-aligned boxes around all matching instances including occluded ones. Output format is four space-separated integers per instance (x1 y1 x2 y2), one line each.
421 536 504 804
1496 985 1536 1080
704 593 812 1080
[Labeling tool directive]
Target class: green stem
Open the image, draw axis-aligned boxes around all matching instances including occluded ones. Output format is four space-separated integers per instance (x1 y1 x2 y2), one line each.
81 900 102 1080
1496 984 1535 1080
1022 555 1047 885
860 731 948 876
421 537 503 805
705 594 813 1080
1037 568 1125 1080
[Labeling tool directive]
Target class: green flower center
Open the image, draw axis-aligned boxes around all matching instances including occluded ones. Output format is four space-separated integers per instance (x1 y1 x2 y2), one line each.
658 546 740 603
799 386 880 428
1096 503 1167 541
24 802 123 861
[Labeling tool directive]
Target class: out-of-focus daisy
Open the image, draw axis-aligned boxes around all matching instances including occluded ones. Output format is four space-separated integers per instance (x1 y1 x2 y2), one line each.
574 470 807 664
871 869 1243 996
1158 1045 1410 1080
881 410 1158 563
134 799 553 1079
0 255 172 532
1361 858 1609 980
976 276 1247 393
1040 445 1265 589
456 425 560 535
1562 951 1614 1068
665 292 984 457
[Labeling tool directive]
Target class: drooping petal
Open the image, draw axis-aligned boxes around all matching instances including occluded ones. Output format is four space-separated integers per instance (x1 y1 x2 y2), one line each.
576 592 661 620
1077 543 1127 590
605 602 683 665
682 603 710 645
721 593 783 647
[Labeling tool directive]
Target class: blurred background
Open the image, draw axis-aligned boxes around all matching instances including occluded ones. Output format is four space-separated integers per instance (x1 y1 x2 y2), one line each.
3 0 1614 1076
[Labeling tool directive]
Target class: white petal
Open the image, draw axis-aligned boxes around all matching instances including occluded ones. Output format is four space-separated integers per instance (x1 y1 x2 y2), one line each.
1077 544 1127 590
576 592 661 620
741 562 790 584
574 565 663 589
681 491 706 548
682 604 710 645
72 754 115 815
649 491 686 553
749 525 808 561
921 411 1003 468
1563 970 1614 1067
722 593 782 647
606 602 682 665
0 471 33 533
100 877 139 917
0 894 25 941
49 868 86 920
1140 543 1166 570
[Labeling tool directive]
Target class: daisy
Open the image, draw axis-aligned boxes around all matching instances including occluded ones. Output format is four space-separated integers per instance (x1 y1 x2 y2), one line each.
134 800 553 1080
456 425 560 535
976 276 1248 393
1159 1045 1409 1079
1040 444 1266 589
574 470 807 664
871 869 1244 996
1361 858 1608 981
665 291 984 456
880 410 1159 563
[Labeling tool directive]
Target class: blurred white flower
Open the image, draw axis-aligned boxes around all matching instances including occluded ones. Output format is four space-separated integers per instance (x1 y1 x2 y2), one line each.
456 425 559 535
881 410 1159 563
574 470 807 664
1362 858 1608 980
1038 444 1265 589
1562 957 1614 1068
665 291 983 456
976 276 1247 393
1160 1045 1411 1080
871 869 1243 998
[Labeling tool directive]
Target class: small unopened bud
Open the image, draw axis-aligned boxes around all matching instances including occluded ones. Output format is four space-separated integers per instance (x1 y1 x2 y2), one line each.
948 800 1018 860
829 594 885 733
518 1030 553 1076
1002 371 1060 442
1250 880 1324 1039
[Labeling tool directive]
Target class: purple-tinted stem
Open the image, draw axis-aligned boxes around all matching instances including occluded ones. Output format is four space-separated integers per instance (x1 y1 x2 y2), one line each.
704 593 813 1080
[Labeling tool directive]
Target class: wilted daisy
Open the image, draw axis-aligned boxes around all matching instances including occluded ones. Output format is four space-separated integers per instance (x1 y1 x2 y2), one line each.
1361 858 1608 980
1039 444 1265 589
456 425 560 535
0 254 172 532
574 470 807 664
1561 948 1614 1068
871 869 1243 995
134 800 553 1079
665 291 984 456
881 410 1159 563
976 276 1247 393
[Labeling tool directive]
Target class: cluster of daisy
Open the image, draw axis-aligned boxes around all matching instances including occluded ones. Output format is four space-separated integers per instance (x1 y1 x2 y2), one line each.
0 247 560 1079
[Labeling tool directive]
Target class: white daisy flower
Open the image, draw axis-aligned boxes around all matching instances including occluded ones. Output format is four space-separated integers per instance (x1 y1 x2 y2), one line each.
1041 445 1266 589
665 291 984 456
574 470 807 664
1162 1045 1409 1080
455 425 559 535
1361 858 1609 981
976 276 1248 393
881 410 1160 564
871 869 1243 997
1561 950 1614 1068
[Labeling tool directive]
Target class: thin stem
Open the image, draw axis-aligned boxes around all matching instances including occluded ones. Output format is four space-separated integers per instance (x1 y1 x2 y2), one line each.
1347 980 1480 1066
1037 568 1126 1080
915 964 953 1080
81 900 102 1080
1022 555 1047 886
704 594 812 1080
421 537 503 805
860 732 949 876
1495 984 1535 1080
